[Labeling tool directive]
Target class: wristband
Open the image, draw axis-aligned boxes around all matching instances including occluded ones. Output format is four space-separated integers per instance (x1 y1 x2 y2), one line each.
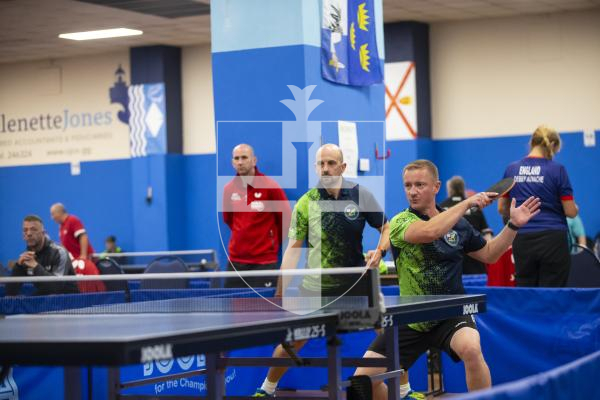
378 248 387 258
507 221 520 231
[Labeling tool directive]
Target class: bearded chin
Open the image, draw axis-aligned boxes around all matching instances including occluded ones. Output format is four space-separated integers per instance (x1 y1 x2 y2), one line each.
320 176 340 187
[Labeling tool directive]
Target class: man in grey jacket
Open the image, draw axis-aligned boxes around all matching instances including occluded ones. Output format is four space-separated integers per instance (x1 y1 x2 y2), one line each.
6 215 78 296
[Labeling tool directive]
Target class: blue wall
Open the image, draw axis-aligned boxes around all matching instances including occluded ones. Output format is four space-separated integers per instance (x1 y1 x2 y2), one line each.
211 42 388 256
0 159 134 263
433 132 600 236
183 154 228 268
212 45 385 122
1 131 598 267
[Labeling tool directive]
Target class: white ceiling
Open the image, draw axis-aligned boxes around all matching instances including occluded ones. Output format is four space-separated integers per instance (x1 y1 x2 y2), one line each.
0 0 599 65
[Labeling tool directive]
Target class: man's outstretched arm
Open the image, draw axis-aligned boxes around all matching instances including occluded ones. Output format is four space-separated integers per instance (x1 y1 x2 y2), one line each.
405 193 493 244
470 196 541 264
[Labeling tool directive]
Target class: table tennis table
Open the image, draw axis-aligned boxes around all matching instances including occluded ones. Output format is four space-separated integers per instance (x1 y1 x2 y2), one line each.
0 292 485 399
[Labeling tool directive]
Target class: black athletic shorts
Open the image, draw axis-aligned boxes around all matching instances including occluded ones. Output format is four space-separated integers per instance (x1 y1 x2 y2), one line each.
368 315 477 369
513 230 570 287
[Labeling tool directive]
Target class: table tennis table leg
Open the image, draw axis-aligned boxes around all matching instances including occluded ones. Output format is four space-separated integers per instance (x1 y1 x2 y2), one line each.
107 367 120 399
385 326 401 400
63 367 81 400
327 336 343 400
206 352 225 399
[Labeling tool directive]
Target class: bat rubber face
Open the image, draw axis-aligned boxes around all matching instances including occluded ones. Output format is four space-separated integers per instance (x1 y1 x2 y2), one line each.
485 177 515 198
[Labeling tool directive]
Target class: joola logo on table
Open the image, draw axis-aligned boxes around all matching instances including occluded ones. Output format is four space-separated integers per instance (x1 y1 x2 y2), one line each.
463 303 478 315
141 343 173 363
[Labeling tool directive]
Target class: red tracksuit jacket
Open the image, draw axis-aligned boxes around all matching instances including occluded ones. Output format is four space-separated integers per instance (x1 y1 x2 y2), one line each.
222 168 291 264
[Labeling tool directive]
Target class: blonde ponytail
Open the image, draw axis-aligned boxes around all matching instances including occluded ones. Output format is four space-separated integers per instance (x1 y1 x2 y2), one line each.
530 125 561 159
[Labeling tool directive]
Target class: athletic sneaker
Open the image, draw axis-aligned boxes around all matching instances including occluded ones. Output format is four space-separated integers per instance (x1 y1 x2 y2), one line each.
402 390 425 399
252 388 275 397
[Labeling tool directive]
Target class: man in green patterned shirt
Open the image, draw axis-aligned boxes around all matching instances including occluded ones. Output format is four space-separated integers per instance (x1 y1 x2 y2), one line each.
355 160 541 399
253 144 390 397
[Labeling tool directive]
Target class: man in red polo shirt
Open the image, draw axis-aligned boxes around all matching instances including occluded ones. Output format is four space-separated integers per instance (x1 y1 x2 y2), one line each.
50 203 95 260
222 144 291 288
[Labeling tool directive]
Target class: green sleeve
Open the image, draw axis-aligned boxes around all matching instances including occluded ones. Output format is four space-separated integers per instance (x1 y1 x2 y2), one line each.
288 195 309 241
390 211 419 247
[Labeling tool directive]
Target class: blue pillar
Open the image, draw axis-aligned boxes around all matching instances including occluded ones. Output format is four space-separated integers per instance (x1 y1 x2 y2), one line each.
211 0 385 184
130 45 182 153
211 0 386 254
129 45 185 251
383 22 433 215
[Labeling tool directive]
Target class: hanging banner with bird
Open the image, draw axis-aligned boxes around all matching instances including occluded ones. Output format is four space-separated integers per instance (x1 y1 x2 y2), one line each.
321 0 383 86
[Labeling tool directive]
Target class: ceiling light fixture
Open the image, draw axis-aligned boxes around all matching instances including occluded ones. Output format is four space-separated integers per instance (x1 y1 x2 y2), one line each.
58 28 143 41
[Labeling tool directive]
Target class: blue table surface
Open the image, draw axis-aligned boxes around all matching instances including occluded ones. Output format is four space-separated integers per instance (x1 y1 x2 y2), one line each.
0 294 485 344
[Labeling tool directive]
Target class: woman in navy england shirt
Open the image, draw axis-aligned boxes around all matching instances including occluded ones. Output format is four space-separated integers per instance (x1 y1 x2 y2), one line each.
498 125 578 287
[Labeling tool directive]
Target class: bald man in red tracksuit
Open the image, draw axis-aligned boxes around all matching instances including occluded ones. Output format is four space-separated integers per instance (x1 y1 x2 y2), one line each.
222 144 291 288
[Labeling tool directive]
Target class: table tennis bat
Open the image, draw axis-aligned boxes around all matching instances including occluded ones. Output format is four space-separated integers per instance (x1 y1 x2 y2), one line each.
469 177 514 213
486 177 515 198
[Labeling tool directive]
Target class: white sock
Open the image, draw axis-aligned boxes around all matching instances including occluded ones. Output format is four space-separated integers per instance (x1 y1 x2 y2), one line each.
261 378 278 395
400 383 411 398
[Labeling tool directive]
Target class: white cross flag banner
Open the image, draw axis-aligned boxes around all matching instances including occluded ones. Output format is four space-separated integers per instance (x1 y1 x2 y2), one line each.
385 61 418 140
